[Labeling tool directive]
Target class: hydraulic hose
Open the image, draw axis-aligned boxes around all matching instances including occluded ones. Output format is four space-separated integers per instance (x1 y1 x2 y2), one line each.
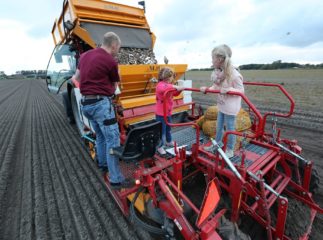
130 187 166 235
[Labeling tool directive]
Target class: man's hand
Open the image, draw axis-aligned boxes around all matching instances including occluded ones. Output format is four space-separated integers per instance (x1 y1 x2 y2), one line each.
73 69 80 82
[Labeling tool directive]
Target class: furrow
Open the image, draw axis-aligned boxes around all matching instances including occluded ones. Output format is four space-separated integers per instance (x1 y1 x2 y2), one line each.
0 81 31 238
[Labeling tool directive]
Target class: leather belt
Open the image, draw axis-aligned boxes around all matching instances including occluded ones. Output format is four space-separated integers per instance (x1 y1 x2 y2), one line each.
81 95 114 106
81 98 103 106
83 95 110 100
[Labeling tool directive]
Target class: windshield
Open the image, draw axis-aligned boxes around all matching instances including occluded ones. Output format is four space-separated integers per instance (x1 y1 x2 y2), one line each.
46 44 76 93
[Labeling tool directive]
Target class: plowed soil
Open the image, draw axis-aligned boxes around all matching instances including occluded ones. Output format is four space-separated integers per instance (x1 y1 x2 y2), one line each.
0 78 322 240
0 79 151 240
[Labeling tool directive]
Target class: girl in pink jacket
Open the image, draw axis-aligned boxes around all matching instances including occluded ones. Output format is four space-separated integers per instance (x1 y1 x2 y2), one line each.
155 67 184 155
200 44 244 158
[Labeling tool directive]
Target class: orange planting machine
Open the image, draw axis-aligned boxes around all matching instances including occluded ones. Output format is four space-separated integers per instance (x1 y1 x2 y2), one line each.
46 1 323 239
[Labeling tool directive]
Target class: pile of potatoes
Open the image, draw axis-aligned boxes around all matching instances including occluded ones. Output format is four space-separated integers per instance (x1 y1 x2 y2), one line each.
197 106 252 149
117 48 157 65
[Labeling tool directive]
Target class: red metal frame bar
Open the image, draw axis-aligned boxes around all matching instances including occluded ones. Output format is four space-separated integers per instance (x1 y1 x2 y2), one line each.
157 176 197 240
243 82 295 134
163 88 265 153
275 197 288 239
162 173 200 214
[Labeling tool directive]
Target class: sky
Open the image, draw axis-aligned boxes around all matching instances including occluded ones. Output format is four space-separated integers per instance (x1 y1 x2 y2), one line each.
1 0 323 74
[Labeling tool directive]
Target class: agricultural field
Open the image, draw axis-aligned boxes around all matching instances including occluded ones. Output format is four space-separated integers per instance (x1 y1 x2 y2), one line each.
0 69 322 239
0 79 151 240
186 68 323 113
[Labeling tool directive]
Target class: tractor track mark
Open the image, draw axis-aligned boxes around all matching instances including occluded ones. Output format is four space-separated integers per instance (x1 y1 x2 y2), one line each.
32 93 68 240
41 82 145 240
0 80 150 240
19 91 36 239
34 90 93 240
34 80 145 239
0 86 27 159
33 96 81 240
0 80 25 107
0 81 31 238
46 84 153 240
40 96 106 240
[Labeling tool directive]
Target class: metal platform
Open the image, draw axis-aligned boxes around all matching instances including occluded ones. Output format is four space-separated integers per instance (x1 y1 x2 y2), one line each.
244 143 269 155
229 143 270 168
168 126 209 151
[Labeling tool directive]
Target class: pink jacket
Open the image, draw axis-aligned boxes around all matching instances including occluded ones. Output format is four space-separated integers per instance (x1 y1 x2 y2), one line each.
155 81 180 116
211 68 244 116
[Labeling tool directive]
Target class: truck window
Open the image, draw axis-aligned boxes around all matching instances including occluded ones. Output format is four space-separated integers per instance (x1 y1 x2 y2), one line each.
46 44 76 93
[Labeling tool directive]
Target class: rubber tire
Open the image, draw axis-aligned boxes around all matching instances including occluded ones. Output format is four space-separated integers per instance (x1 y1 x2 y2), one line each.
62 91 75 124
308 166 320 194
71 88 84 136
218 216 251 240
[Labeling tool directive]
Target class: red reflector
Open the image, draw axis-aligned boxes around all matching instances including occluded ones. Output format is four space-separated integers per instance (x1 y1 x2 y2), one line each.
196 179 220 228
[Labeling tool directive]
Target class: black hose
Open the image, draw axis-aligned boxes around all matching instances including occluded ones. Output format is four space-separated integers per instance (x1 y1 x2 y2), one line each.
130 187 166 235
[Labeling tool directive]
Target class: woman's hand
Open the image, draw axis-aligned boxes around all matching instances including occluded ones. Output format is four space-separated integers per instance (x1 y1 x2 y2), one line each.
220 87 229 94
200 86 207 93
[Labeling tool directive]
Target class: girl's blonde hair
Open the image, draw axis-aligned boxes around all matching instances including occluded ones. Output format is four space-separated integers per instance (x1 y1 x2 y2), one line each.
212 44 234 84
158 67 175 82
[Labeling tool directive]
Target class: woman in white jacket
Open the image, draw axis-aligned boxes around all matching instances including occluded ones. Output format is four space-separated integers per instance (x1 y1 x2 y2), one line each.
200 44 244 158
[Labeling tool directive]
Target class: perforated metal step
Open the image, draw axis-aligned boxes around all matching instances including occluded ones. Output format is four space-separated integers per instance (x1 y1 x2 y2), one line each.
244 143 269 155
169 126 209 150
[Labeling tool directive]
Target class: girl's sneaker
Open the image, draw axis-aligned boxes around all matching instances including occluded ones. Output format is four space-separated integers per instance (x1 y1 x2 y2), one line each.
157 147 166 155
225 149 234 158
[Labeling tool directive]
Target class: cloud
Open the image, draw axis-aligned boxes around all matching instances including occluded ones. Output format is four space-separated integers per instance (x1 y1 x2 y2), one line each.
0 19 54 74
0 0 60 39
146 0 323 68
149 0 323 47
1 0 323 73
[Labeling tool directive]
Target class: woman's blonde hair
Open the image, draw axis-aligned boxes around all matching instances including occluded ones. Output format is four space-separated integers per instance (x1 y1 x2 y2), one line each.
158 67 175 82
212 44 234 84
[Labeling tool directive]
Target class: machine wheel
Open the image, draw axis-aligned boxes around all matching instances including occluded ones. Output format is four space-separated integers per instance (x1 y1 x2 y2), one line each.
71 88 84 135
130 187 167 236
218 216 251 240
308 166 320 194
62 91 75 124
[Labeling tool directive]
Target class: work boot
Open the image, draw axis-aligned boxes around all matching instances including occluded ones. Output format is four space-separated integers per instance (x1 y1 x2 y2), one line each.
99 166 108 176
110 178 134 190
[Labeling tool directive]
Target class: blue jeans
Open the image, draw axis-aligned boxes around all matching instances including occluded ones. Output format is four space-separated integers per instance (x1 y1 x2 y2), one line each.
216 111 237 151
155 115 172 147
81 97 124 183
